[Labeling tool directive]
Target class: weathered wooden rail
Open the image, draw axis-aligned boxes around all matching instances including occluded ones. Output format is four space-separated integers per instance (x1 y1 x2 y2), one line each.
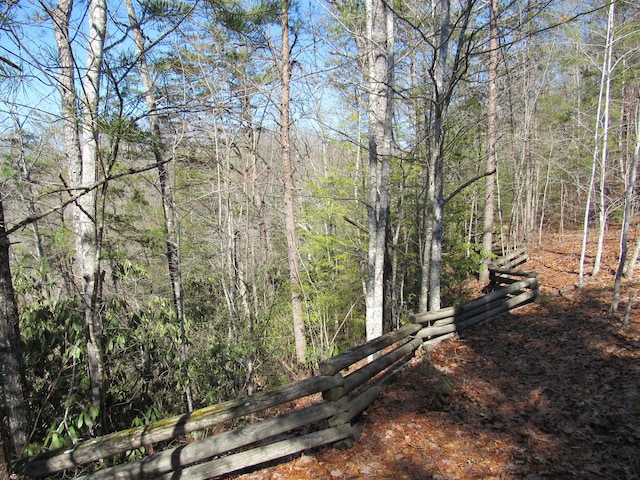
16 248 537 479
412 247 536 348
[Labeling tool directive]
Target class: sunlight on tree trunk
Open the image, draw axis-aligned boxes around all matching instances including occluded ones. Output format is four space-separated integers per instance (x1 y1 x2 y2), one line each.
612 105 639 312
79 0 107 430
480 0 499 283
50 0 107 431
580 1 614 287
280 0 307 363
364 0 394 340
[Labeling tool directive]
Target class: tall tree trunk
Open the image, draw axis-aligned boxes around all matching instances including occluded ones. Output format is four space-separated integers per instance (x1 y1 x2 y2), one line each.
0 191 30 461
124 0 193 412
612 102 639 312
280 0 307 363
365 0 393 339
420 0 473 311
579 0 615 286
592 1 615 276
426 0 450 311
415 52 431 314
51 0 107 431
538 163 551 244
79 0 107 430
480 0 499 283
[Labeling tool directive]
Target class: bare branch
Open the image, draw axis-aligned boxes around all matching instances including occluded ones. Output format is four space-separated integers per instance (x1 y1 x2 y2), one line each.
1 161 166 238
444 168 496 205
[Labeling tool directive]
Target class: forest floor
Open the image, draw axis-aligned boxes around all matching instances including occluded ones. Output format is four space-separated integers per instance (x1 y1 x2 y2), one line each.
237 231 640 479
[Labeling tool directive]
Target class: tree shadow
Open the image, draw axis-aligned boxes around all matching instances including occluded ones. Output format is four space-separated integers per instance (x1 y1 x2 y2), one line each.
373 285 640 479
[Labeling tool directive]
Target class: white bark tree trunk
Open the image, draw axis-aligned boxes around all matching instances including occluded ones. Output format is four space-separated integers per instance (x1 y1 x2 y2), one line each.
426 0 450 311
51 0 107 430
580 0 615 286
79 0 107 428
612 102 639 312
420 0 474 311
365 0 394 340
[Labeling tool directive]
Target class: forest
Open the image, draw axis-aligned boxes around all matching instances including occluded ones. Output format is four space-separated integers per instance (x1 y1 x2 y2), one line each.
0 0 638 474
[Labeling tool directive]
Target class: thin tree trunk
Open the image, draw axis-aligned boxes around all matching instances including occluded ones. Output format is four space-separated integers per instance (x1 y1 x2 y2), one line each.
612 106 639 312
591 1 615 279
560 180 565 235
419 214 433 312
625 230 640 278
390 171 407 330
0 191 30 460
496 162 505 255
280 0 307 363
426 0 450 311
124 0 193 412
538 163 550 245
521 69 534 243
480 0 499 283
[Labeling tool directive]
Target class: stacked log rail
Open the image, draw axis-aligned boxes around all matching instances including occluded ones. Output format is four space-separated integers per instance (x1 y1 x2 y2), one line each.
16 248 537 480
410 246 538 347
15 327 423 480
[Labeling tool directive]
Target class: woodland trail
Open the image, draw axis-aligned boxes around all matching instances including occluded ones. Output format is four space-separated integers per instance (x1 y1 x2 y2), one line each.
236 232 640 480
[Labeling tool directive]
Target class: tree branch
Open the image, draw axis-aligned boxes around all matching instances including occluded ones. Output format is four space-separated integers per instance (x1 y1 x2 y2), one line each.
1 161 167 238
444 169 496 205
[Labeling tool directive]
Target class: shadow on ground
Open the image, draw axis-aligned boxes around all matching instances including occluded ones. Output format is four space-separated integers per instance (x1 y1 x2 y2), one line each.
364 283 640 479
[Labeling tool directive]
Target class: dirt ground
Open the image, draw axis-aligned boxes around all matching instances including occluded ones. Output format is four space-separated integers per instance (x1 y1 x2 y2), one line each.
237 231 640 479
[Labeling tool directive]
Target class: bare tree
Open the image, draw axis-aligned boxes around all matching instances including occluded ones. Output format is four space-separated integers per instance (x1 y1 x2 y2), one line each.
420 0 475 311
579 0 615 287
50 0 108 429
280 0 307 362
612 97 639 312
363 0 394 340
480 0 499 283
124 0 194 411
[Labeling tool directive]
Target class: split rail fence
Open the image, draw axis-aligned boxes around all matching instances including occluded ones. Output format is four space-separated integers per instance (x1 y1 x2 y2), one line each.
17 247 537 480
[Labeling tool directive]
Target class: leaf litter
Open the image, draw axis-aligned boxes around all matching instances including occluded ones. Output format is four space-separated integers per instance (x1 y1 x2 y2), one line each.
236 232 640 479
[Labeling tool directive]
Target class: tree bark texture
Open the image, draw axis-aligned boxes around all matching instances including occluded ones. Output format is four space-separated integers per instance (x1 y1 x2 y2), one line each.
80 0 107 428
280 0 307 363
420 0 473 311
52 0 107 429
580 0 615 286
0 192 30 459
480 0 499 283
612 97 639 312
593 1 615 277
426 0 450 311
365 0 393 340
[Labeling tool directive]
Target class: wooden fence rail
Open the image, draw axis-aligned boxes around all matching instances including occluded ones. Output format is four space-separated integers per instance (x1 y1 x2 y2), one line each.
16 248 538 480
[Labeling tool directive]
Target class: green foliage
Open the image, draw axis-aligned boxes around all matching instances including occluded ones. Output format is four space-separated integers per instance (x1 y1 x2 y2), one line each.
212 0 279 35
19 299 98 452
190 334 251 404
142 0 193 19
439 198 484 306
298 168 367 363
